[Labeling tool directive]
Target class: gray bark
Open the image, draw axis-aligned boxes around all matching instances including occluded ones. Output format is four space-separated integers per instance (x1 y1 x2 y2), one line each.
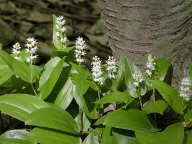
99 0 192 87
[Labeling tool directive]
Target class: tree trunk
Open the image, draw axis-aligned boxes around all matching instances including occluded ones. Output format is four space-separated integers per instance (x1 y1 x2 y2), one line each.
99 0 192 87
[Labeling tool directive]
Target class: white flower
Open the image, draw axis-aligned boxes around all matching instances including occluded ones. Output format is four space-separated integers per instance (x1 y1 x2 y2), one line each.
56 16 68 45
91 56 104 85
146 54 156 76
75 37 87 64
25 37 38 63
133 71 144 87
106 56 117 79
12 42 21 59
180 77 192 101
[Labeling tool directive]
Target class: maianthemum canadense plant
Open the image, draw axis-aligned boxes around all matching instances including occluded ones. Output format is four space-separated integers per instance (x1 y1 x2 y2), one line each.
0 15 192 144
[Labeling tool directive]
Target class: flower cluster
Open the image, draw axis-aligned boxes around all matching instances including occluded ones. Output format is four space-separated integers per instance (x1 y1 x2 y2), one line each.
56 16 68 46
91 56 104 85
106 56 117 79
25 37 38 63
146 54 156 77
180 77 192 101
12 42 21 60
133 71 144 87
75 37 86 64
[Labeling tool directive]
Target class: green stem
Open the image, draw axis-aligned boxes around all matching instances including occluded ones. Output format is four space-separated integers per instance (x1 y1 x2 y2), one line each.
137 88 143 108
30 62 38 96
80 110 84 134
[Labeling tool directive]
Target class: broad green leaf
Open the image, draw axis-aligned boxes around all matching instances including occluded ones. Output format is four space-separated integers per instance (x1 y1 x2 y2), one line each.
184 109 192 122
117 57 136 82
136 123 184 144
0 94 48 121
184 130 192 144
39 57 64 99
83 134 99 144
0 58 13 85
100 109 157 132
150 80 184 114
0 138 33 144
54 78 74 110
29 128 81 144
71 73 98 119
142 100 168 115
101 127 138 144
117 57 142 97
113 132 139 144
155 58 171 80
96 91 133 105
101 127 114 144
26 106 79 134
0 129 35 144
0 50 42 83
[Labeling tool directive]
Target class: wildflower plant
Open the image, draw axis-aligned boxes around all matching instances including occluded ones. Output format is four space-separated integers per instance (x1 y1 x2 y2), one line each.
0 15 192 144
91 56 104 85
106 56 117 79
12 42 21 60
25 37 38 64
180 76 192 101
75 37 87 64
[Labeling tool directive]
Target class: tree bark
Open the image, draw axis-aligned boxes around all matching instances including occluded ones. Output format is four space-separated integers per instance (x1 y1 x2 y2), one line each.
99 0 192 87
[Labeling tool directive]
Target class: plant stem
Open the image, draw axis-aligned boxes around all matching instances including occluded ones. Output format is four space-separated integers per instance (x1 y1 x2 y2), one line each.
80 110 84 134
30 62 38 96
137 88 143 108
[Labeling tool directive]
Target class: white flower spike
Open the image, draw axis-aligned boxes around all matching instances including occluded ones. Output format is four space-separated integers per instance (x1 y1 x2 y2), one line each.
180 77 192 101
25 37 38 63
133 71 144 87
146 54 156 77
106 56 117 79
91 56 104 85
12 42 21 60
56 16 68 46
75 37 87 64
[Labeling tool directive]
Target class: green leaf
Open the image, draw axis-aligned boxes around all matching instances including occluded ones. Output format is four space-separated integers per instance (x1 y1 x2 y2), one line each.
184 109 192 121
0 129 35 144
26 106 79 134
54 78 74 110
39 57 64 99
142 100 168 115
184 130 192 144
112 132 139 144
136 123 184 144
0 58 13 85
101 127 138 144
117 57 142 97
96 91 133 105
150 80 184 114
155 58 171 81
71 74 98 119
0 50 42 83
83 134 99 144
0 94 48 121
101 127 114 144
29 128 81 144
100 109 157 132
